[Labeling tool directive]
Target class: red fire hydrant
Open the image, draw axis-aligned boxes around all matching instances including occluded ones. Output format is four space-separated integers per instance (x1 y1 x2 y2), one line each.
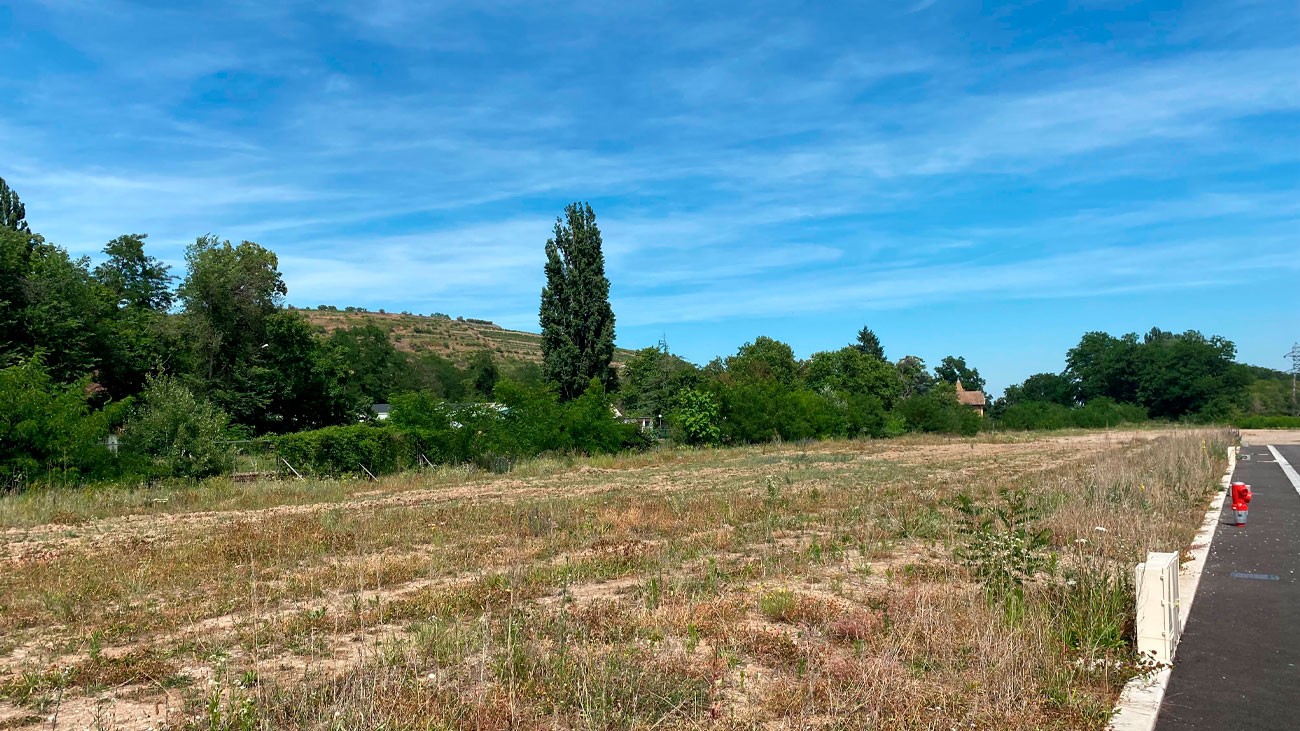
1230 482 1252 526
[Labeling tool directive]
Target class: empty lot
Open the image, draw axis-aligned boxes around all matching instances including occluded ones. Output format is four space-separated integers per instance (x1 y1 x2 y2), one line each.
0 428 1230 730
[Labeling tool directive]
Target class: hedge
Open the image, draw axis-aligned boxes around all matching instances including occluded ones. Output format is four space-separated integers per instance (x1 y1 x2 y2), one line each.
1236 415 1300 429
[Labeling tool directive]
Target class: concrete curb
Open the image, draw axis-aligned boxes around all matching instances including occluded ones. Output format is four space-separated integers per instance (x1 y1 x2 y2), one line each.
1107 440 1236 731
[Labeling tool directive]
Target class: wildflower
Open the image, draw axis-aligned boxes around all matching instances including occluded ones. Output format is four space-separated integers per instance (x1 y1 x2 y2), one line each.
1094 526 1109 533
1074 538 1088 544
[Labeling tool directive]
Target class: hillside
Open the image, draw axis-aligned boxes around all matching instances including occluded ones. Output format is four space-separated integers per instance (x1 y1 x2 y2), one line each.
300 308 638 366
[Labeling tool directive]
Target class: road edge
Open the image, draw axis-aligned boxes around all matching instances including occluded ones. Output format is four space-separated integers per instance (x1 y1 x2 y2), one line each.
1107 437 1236 731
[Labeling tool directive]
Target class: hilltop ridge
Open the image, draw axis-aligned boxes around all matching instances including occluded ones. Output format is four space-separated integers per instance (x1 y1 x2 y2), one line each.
298 307 639 367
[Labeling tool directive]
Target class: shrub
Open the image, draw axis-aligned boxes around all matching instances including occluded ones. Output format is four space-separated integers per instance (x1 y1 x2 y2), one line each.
998 401 1072 431
1236 415 1300 429
276 379 641 474
953 489 1055 603
995 398 1148 431
387 391 453 431
1070 398 1146 428
758 590 798 622
718 382 784 443
122 376 232 478
898 385 980 435
274 424 410 477
493 380 567 455
844 393 890 437
671 389 721 446
561 380 632 456
719 383 847 443
778 388 846 440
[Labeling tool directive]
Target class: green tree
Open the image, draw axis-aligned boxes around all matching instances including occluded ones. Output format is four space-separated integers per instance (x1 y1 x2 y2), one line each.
806 347 903 408
178 235 286 378
327 323 408 404
1007 373 1073 406
0 357 111 487
251 311 358 432
935 355 986 393
898 383 980 436
177 236 287 421
997 401 1073 431
805 347 903 437
398 351 470 401
1136 330 1248 418
561 379 633 455
1065 331 1141 404
1071 398 1147 428
493 380 566 455
0 228 38 361
177 236 353 431
94 234 174 311
896 355 934 398
465 350 500 399
93 234 176 398
1241 366 1294 416
1 230 148 395
991 371 1075 417
725 336 801 386
716 380 844 444
854 326 885 360
1065 328 1248 419
0 177 29 233
20 241 115 384
619 341 700 419
539 202 616 400
500 360 546 389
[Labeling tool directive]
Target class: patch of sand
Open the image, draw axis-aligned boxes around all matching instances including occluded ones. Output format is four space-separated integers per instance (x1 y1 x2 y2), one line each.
1240 428 1300 446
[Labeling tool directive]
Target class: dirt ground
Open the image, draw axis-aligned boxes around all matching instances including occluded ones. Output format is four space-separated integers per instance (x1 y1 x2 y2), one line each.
1239 428 1300 446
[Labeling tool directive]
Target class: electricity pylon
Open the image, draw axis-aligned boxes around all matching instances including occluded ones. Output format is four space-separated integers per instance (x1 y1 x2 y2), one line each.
1287 343 1300 417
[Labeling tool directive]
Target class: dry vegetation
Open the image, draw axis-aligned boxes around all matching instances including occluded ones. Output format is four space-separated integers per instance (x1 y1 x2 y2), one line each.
0 428 1232 730
301 310 637 367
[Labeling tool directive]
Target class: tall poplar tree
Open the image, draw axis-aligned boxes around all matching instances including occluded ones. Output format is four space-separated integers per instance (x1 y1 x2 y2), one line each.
540 202 616 400
0 178 30 233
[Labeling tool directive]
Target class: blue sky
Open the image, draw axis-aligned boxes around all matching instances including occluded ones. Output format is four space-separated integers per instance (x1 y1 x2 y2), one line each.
3 0 1297 397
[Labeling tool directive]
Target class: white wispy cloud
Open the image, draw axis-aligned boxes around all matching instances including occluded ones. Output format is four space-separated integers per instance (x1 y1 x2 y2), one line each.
613 235 1300 327
3 0 1297 373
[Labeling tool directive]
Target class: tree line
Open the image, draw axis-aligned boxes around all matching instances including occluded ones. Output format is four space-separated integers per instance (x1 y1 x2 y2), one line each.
618 324 1282 444
0 182 1287 487
989 328 1288 429
0 178 546 486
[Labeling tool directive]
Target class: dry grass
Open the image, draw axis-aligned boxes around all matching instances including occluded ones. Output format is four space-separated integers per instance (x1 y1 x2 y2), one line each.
0 427 1231 730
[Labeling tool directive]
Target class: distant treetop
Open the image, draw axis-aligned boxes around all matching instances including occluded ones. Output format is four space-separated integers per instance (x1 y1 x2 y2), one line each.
0 177 31 233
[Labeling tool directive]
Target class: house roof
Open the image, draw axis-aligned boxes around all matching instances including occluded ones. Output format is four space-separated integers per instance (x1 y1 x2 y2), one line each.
954 380 986 407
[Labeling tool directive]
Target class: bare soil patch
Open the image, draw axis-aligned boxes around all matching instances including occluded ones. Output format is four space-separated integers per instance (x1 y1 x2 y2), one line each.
1239 428 1300 445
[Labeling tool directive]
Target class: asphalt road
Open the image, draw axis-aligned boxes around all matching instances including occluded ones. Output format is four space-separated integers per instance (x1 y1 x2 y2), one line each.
1154 442 1300 730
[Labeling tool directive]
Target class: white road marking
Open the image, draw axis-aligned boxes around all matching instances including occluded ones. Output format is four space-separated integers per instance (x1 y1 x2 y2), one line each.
1266 446 1300 497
